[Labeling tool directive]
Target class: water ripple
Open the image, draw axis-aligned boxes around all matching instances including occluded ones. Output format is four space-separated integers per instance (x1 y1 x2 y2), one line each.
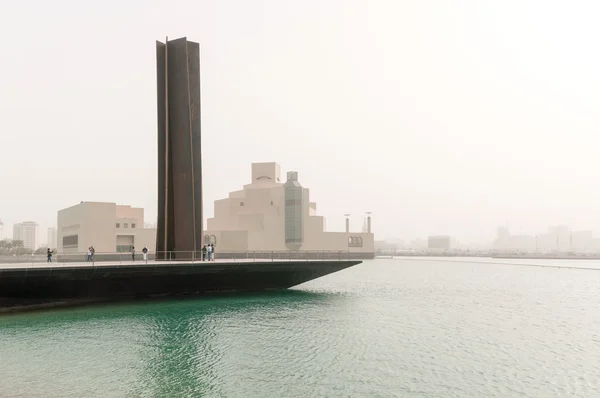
1 259 600 397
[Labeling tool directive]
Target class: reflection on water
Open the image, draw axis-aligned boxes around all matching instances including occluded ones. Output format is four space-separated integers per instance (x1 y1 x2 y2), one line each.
2 259 600 397
0 291 335 397
139 291 334 397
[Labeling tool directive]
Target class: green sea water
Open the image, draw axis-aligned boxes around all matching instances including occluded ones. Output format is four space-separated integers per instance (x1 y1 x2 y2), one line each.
1 258 600 397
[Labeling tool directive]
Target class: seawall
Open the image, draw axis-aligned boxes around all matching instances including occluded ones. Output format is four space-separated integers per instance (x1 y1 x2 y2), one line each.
0 260 361 313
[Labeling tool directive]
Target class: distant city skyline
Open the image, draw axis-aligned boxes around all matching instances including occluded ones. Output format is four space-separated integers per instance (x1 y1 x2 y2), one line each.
5 209 600 254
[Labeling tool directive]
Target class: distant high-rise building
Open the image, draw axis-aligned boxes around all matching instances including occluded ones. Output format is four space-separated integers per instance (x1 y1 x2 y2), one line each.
47 227 57 249
496 226 509 240
13 221 39 250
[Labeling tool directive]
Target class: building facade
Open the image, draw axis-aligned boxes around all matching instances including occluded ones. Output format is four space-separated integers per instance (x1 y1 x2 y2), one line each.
47 227 57 249
427 235 451 251
57 202 156 253
156 37 203 259
13 221 39 250
205 163 374 258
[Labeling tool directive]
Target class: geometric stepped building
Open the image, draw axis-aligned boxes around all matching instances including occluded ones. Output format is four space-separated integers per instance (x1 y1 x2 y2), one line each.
155 37 203 259
205 162 375 258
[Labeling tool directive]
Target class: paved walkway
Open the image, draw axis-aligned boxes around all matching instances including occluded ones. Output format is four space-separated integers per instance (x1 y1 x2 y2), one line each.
0 259 267 270
0 258 345 270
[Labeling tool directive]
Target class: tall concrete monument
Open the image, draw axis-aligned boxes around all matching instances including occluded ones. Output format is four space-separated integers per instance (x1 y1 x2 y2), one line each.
156 37 203 259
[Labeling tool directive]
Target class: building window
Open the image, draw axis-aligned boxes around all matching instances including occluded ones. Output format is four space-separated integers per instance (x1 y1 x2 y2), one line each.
348 236 364 248
131 223 136 229
116 223 120 228
63 235 78 248
240 202 244 206
116 245 134 253
124 223 128 228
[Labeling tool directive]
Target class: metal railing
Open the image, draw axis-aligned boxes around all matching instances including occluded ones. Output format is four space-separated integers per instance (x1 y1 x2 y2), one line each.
0 250 352 267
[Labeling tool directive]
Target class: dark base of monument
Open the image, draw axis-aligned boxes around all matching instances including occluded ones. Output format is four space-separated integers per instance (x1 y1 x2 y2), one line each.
0 260 361 314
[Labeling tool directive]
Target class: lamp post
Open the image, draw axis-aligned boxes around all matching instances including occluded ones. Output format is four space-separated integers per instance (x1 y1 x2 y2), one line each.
570 229 573 252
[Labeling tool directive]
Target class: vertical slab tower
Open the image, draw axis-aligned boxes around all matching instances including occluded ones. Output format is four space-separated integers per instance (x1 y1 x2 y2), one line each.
156 37 203 259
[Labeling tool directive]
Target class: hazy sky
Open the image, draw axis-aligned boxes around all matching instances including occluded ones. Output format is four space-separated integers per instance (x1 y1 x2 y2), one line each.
2 0 600 244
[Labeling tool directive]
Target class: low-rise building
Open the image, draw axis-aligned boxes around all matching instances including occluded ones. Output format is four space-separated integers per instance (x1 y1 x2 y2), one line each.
205 162 374 258
57 202 156 253
427 235 451 252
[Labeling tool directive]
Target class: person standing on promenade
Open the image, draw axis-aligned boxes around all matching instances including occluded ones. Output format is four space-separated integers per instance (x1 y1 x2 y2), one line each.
131 246 136 262
207 244 213 261
87 247 92 262
47 248 53 263
142 246 148 262
91 246 96 261
201 245 207 261
210 244 216 261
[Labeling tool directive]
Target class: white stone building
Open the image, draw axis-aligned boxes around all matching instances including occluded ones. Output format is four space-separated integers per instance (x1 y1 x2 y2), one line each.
205 162 374 257
57 202 156 253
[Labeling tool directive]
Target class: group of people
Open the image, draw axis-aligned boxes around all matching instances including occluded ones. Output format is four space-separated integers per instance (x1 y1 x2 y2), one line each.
130 246 149 261
202 244 215 261
45 245 208 264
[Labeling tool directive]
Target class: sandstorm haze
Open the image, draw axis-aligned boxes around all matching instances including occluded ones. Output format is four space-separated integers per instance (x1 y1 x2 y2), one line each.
1 0 599 243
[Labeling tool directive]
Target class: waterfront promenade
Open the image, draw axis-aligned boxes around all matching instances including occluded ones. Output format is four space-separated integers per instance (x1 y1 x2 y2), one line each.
0 250 354 269
0 256 362 313
0 256 346 270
